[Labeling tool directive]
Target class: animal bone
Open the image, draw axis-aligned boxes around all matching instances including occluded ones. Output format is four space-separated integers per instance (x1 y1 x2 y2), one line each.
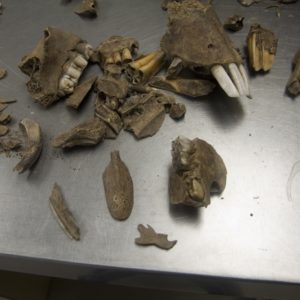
13 119 42 174
103 151 134 221
135 224 177 250
52 118 106 149
49 183 80 241
161 0 250 98
0 68 7 79
286 49 300 96
75 0 97 18
247 24 278 72
169 136 227 207
126 50 165 85
19 27 92 106
224 15 244 32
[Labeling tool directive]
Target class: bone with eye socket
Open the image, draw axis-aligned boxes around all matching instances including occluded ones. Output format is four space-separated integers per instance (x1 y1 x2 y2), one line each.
58 44 92 97
211 64 251 98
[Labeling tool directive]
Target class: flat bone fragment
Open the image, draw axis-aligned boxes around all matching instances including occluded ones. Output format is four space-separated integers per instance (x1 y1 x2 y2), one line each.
122 94 166 139
169 136 227 207
102 151 134 221
247 24 278 72
0 68 7 79
19 27 90 107
75 0 97 17
49 183 80 241
13 119 42 174
286 49 300 95
0 113 11 124
149 76 215 97
135 224 177 250
66 76 96 109
0 125 9 136
52 118 106 149
224 15 244 32
126 50 165 85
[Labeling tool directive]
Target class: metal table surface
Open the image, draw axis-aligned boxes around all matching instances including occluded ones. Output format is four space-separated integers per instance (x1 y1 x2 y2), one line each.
0 0 300 297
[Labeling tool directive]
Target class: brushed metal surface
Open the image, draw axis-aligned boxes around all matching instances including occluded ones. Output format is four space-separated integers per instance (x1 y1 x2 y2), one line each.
0 0 300 285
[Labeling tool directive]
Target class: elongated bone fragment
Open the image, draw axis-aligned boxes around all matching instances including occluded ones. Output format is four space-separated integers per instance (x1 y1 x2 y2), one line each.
66 76 96 109
52 118 106 149
286 49 300 96
49 183 80 241
126 50 165 85
149 76 215 97
135 224 177 250
13 119 42 174
103 151 134 221
169 136 227 207
75 0 97 18
247 24 278 72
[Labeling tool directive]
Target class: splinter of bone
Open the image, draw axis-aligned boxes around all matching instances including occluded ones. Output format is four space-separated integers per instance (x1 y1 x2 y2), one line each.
286 49 300 96
52 118 106 149
135 224 177 250
49 183 80 241
169 136 227 207
13 119 42 174
75 0 97 18
126 50 165 85
58 43 93 97
149 76 215 97
247 24 278 72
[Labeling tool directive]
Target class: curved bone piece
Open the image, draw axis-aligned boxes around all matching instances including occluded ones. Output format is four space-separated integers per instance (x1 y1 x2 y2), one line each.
13 119 42 174
52 118 106 149
49 183 80 241
102 151 134 221
169 136 227 207
135 224 177 250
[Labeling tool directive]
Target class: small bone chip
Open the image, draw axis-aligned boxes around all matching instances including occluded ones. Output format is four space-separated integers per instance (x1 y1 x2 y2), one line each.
135 224 177 250
49 183 80 241
0 68 7 79
75 0 97 18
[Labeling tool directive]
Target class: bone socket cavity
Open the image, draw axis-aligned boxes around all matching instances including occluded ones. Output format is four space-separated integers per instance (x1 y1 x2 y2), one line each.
58 44 92 97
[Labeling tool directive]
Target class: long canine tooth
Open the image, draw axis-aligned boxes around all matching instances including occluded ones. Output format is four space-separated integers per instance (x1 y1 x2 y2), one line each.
211 65 240 98
238 64 251 98
74 55 88 68
228 63 246 96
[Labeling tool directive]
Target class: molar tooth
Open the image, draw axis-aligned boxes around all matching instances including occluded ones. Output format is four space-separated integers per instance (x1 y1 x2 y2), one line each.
211 65 240 98
59 76 75 94
228 63 245 96
66 66 82 80
74 55 88 68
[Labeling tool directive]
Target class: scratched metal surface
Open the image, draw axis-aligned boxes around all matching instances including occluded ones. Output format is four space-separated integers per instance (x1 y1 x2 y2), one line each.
0 0 300 285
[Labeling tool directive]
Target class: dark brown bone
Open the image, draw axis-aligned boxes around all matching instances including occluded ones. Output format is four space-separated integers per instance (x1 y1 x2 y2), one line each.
169 136 227 207
224 15 244 32
161 0 242 70
103 151 134 221
19 27 84 107
287 49 300 95
135 224 177 250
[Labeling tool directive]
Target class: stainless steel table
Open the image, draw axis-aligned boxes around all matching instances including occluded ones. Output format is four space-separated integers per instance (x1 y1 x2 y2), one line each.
0 0 300 298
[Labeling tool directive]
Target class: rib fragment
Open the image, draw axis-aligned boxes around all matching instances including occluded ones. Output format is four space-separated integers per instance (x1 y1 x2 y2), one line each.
247 24 278 72
49 183 80 241
135 224 177 250
169 136 227 207
52 118 106 149
286 49 300 95
102 151 134 221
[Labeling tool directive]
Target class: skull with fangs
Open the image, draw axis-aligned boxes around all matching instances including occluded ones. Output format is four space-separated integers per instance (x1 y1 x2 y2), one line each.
161 0 251 98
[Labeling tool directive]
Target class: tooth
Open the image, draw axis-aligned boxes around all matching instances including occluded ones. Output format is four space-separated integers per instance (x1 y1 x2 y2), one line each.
211 65 239 98
238 64 251 98
105 56 114 65
59 76 75 93
74 55 88 68
228 63 245 96
113 52 122 65
66 66 81 80
121 48 132 63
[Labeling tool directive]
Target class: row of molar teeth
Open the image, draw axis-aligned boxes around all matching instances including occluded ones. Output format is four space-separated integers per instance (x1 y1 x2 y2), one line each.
211 63 251 98
58 44 93 97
